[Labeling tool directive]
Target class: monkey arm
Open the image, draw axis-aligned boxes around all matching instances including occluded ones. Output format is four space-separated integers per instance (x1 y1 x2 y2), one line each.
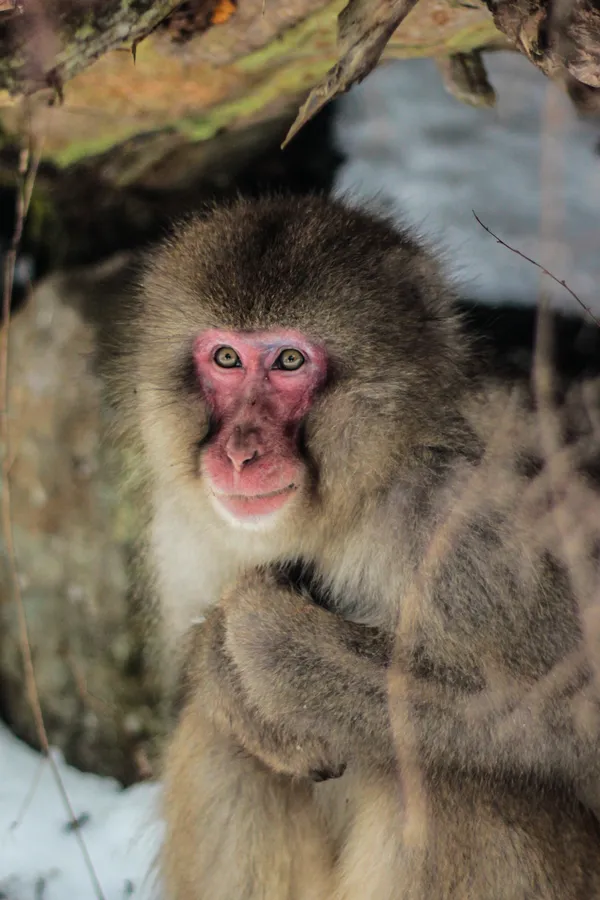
390 649 600 807
378 503 600 804
223 569 600 801
210 553 600 804
222 569 397 776
180 602 356 780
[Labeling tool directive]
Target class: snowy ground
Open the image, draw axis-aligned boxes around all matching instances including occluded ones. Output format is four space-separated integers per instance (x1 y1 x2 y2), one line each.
2 51 600 900
0 723 161 900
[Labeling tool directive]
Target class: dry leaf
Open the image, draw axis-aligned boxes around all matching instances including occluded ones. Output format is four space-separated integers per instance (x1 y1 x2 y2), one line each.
211 0 236 26
488 0 600 90
283 0 420 148
0 0 22 15
437 51 496 109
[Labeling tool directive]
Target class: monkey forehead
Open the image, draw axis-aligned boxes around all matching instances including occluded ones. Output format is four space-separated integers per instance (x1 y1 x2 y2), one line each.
146 196 438 336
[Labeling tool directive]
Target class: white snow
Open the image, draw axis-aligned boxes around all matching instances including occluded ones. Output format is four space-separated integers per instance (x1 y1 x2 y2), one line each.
0 723 162 900
334 52 600 315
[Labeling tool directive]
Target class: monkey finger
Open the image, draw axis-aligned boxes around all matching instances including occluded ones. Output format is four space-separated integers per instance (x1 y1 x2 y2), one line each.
309 763 347 782
246 741 346 783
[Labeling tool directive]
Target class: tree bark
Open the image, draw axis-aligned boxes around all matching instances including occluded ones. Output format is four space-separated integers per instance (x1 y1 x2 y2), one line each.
0 0 504 169
0 0 597 174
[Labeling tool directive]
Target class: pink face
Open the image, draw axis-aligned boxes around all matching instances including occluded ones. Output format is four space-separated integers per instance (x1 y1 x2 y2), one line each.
194 328 327 523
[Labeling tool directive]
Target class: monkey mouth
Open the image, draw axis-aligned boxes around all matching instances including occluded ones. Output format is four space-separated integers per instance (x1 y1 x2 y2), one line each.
213 484 297 519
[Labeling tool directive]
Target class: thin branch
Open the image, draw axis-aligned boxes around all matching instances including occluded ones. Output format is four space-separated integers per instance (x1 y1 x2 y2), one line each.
0 121 106 900
472 210 600 328
9 754 46 831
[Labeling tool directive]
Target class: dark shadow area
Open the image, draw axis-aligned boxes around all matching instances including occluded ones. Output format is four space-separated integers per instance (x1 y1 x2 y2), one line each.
461 301 600 381
0 102 344 322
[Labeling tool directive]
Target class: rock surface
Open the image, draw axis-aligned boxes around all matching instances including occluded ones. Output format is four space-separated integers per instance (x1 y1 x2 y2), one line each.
0 260 158 784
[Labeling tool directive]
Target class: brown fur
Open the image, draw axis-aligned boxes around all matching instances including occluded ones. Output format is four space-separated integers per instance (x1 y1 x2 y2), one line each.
109 195 600 899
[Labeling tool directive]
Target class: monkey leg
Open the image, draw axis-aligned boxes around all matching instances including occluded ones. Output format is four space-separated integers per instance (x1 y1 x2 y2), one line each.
161 704 335 900
331 772 409 900
334 774 600 900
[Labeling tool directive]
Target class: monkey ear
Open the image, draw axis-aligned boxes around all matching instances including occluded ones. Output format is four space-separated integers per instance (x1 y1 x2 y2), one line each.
380 241 454 319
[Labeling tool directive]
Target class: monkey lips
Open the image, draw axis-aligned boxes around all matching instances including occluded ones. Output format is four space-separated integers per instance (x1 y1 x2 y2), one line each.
211 483 299 520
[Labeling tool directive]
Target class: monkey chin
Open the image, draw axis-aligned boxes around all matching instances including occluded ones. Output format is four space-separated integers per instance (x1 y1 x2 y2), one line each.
208 485 298 531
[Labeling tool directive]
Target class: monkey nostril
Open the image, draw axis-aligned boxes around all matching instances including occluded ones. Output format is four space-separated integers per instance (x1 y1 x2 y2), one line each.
227 447 258 472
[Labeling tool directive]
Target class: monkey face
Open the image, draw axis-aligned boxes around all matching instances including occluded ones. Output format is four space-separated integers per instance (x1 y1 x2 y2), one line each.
192 328 327 528
132 195 469 544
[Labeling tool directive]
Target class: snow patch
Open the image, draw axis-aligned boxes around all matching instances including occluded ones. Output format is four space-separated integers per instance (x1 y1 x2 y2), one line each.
0 723 162 900
334 53 600 315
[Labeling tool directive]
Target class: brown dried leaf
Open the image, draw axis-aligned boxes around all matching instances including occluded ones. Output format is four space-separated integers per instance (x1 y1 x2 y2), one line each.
487 0 600 90
338 0 410 52
282 0 420 148
554 0 600 88
437 50 496 109
211 0 237 26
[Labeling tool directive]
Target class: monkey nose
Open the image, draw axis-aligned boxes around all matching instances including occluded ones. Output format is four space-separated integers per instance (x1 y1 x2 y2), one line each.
225 428 260 472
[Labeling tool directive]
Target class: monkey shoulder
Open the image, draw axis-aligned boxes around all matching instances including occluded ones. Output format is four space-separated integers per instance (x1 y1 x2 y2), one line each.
417 368 600 679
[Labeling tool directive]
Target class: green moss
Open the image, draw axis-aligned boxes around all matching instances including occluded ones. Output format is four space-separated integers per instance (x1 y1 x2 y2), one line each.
33 3 502 168
74 22 97 42
444 20 504 53
179 56 335 141
53 57 325 165
201 10 502 144
383 22 502 59
236 0 345 73
54 126 155 167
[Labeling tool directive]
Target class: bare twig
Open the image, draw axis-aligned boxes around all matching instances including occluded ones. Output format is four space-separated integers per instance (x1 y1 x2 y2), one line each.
0 122 106 900
532 81 600 681
9 754 46 831
472 210 600 328
283 0 419 148
68 654 119 714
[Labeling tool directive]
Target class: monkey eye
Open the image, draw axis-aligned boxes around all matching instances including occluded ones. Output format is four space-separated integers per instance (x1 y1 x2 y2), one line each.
273 348 305 371
214 346 241 368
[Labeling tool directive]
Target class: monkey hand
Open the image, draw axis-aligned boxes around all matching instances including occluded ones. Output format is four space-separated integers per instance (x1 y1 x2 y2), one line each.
221 568 395 776
182 602 347 782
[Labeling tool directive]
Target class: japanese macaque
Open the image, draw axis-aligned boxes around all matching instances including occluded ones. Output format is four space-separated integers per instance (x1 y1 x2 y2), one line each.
110 195 600 900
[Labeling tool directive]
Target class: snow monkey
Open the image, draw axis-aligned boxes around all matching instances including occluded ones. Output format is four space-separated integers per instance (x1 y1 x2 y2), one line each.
109 195 600 900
